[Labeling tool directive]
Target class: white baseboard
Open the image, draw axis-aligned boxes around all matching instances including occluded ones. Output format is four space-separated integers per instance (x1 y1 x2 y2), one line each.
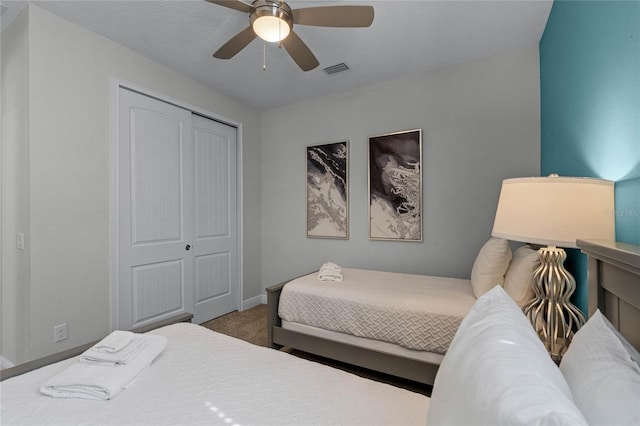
241 295 265 311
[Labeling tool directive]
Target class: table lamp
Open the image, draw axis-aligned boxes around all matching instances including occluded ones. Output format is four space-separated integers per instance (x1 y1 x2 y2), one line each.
492 175 614 361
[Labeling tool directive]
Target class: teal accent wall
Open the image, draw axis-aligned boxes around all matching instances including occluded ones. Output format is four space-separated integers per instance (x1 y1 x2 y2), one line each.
540 0 640 314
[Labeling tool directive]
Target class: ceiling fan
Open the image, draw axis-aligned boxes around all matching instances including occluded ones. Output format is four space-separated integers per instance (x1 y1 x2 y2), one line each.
206 0 375 71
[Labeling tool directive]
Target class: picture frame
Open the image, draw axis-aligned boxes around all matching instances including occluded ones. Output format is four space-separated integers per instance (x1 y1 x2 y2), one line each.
306 141 349 239
368 129 422 241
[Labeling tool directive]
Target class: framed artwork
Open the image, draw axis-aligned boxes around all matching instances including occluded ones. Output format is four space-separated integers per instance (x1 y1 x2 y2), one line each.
306 141 349 239
368 129 422 241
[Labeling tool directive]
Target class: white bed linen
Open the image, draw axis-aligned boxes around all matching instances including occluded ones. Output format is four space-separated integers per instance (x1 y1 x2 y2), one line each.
1 323 429 426
279 268 476 353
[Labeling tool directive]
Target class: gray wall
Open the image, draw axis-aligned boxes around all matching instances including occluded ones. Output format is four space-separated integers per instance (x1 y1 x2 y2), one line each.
260 47 541 288
1 5 262 363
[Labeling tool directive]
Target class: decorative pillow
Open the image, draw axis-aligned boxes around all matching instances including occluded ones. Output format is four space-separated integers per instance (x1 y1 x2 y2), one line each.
503 245 539 307
470 238 512 298
560 310 640 426
427 286 587 426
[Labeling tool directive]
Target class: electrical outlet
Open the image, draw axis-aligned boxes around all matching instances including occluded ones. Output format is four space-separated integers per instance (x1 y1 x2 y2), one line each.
54 323 68 342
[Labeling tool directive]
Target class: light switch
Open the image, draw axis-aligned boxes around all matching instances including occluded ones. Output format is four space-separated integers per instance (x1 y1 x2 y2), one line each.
16 233 25 250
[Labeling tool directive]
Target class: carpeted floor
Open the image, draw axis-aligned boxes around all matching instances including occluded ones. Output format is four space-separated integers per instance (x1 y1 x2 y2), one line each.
201 304 269 347
200 304 431 396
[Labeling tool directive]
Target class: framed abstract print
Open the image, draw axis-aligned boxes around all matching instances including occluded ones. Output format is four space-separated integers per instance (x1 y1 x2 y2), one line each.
368 129 422 241
306 141 349 239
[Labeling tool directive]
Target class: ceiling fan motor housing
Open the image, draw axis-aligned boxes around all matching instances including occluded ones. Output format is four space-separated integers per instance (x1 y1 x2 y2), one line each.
250 0 294 41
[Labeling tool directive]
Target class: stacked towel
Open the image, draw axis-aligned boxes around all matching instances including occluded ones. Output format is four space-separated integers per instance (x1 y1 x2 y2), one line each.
318 262 343 282
41 332 167 400
80 335 146 367
92 330 134 353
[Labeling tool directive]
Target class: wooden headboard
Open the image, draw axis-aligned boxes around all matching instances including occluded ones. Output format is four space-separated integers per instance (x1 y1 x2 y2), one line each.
578 239 640 351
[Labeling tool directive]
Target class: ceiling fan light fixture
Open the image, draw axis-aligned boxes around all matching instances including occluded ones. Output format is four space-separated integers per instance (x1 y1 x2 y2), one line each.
252 16 290 42
250 1 293 42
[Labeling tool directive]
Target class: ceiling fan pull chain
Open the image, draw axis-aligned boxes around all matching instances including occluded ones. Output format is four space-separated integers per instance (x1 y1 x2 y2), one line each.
263 40 267 71
277 10 283 49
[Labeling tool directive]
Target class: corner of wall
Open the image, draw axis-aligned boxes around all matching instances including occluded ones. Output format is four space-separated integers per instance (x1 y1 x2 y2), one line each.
1 4 31 365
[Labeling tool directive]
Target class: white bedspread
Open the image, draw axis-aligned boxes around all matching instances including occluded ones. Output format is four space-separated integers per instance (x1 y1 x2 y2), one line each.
279 268 476 354
1 323 429 426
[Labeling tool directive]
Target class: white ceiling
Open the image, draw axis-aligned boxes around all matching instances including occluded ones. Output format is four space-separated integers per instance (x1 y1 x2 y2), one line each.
1 0 553 109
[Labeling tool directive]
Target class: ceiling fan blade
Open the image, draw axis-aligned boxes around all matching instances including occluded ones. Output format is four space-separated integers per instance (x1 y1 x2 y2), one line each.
205 0 253 14
281 30 320 71
213 26 257 59
292 6 374 27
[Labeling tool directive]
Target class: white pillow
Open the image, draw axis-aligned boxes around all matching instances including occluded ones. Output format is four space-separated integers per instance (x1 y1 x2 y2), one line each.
560 310 640 426
470 238 512 298
427 286 587 426
503 245 539 307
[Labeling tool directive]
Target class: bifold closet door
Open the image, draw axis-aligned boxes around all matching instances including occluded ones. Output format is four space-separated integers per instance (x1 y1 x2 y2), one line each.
117 88 238 330
191 114 238 325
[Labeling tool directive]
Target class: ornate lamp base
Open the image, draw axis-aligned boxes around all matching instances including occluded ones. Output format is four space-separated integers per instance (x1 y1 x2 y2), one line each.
524 246 586 363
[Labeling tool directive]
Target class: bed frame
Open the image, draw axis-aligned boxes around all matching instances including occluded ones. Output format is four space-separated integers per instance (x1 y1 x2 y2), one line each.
267 279 442 385
268 239 640 384
0 312 193 381
578 239 640 350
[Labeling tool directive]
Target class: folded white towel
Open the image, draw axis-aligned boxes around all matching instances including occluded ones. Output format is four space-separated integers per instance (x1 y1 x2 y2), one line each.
320 262 342 273
318 270 343 282
92 330 134 354
41 333 167 400
318 263 343 282
80 337 146 366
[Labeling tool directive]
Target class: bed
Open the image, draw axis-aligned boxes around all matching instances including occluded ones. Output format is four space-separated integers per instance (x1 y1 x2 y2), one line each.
1 322 429 425
1 239 638 426
267 237 529 385
268 269 474 385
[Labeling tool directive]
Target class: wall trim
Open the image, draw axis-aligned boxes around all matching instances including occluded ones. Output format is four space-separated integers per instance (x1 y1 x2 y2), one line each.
243 295 265 311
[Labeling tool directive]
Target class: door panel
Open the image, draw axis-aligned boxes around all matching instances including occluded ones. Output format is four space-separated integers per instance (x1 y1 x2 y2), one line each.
118 88 194 329
195 253 230 302
132 260 184 324
192 114 238 324
130 109 183 245
195 130 229 238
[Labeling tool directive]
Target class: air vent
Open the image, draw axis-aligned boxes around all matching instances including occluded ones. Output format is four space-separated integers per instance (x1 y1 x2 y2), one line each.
323 63 350 75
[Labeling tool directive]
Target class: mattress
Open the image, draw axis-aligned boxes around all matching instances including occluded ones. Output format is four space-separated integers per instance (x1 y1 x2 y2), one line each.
279 268 476 354
1 323 429 426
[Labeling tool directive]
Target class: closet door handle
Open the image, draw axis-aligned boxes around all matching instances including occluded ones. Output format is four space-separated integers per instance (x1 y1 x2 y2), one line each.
185 244 191 251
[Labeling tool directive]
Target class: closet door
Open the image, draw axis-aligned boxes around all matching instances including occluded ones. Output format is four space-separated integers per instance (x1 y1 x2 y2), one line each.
117 89 239 329
117 88 195 329
192 114 238 324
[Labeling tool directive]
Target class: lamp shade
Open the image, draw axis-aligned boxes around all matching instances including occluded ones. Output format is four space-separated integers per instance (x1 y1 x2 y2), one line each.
491 176 614 248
